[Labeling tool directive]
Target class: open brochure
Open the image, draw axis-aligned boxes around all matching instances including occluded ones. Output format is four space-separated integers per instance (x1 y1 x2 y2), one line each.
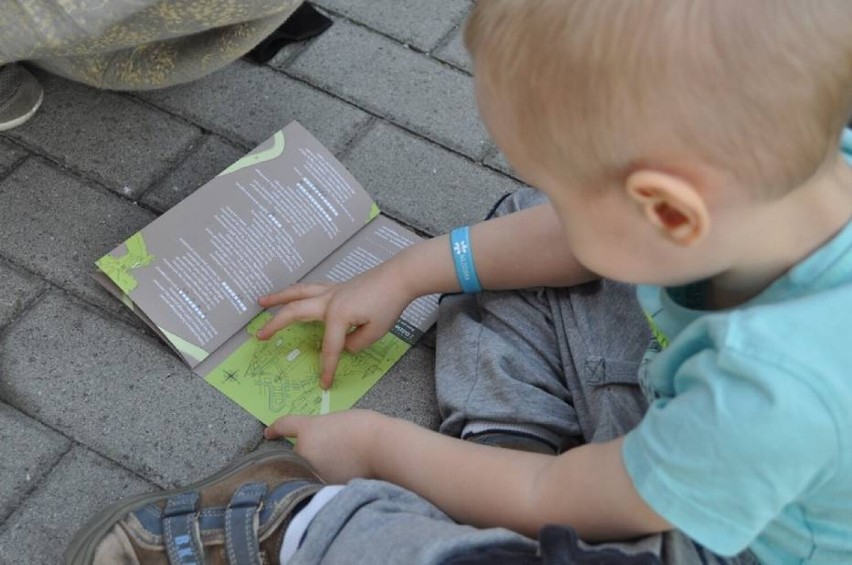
95 122 439 425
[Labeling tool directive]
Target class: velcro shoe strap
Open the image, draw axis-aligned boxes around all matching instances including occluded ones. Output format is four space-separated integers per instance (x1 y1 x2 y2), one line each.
163 492 204 565
225 483 268 565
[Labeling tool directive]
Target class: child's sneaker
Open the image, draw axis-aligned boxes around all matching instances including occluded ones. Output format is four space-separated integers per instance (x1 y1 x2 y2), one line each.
64 442 324 565
0 64 43 132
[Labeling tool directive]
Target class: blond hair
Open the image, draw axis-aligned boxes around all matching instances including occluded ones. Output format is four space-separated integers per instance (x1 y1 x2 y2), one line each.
466 0 852 195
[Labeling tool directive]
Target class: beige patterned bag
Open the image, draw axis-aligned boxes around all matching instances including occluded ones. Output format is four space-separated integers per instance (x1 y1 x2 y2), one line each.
0 0 302 88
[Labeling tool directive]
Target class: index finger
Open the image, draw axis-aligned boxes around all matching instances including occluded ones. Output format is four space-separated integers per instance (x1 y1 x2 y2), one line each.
256 297 327 340
319 319 349 390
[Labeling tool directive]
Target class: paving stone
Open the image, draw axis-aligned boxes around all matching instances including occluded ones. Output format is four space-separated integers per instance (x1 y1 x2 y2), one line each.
314 0 471 52
0 403 70 523
5 72 200 199
434 24 473 74
143 135 245 212
138 60 370 153
0 260 45 329
0 292 263 488
342 121 521 235
356 345 440 430
0 446 153 564
265 38 311 70
0 159 156 317
484 146 519 179
288 20 491 160
0 138 26 175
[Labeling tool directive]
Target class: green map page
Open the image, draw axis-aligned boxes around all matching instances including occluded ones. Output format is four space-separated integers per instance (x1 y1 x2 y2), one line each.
205 312 410 425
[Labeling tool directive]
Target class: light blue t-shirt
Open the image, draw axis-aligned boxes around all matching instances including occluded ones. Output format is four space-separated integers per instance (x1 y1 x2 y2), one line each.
623 130 852 564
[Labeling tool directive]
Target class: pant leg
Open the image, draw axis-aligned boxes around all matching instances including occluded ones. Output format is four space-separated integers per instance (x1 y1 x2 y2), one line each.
436 188 651 451
290 480 760 565
289 479 538 565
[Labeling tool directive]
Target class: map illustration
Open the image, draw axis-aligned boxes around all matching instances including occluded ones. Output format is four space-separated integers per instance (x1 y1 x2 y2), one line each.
205 312 410 425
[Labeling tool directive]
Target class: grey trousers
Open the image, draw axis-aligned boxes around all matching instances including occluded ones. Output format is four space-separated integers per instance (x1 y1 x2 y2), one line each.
291 189 758 565
436 191 650 452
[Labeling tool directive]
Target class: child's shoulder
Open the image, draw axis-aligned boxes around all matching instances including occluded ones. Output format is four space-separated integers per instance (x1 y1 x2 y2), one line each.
723 281 852 374
725 216 852 355
701 279 852 440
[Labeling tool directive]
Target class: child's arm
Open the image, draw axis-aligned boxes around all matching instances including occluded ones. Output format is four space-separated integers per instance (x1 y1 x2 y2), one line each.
267 410 671 541
258 201 596 387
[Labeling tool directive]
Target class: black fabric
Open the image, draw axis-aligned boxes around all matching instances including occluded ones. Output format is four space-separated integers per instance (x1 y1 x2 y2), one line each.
245 2 333 64
464 429 560 454
442 525 660 565
0 64 23 105
485 191 516 221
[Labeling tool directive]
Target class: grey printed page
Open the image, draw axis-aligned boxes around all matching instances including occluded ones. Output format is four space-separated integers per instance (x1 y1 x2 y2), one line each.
95 122 378 368
300 215 440 343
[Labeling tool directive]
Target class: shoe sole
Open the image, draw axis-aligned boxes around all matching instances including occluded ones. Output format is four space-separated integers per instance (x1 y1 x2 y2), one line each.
64 442 307 565
0 88 43 132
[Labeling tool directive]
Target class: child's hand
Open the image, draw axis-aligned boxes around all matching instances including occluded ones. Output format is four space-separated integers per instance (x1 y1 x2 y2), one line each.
256 263 413 388
264 410 385 483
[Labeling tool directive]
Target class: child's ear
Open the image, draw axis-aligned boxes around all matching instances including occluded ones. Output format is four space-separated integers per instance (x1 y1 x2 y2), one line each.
625 170 710 246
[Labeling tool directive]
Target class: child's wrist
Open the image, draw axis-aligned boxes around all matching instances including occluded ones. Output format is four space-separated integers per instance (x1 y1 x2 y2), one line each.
380 251 421 303
361 411 393 479
391 241 447 299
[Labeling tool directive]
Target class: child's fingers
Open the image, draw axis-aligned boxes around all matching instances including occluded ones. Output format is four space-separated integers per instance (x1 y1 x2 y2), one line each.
344 324 386 353
259 283 330 307
256 297 328 339
319 321 348 389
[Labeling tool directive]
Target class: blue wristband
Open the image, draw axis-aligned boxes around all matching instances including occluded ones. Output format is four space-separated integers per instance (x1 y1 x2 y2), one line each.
450 226 483 293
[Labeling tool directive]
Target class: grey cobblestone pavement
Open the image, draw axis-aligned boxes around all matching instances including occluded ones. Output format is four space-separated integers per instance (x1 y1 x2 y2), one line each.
0 2 526 562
